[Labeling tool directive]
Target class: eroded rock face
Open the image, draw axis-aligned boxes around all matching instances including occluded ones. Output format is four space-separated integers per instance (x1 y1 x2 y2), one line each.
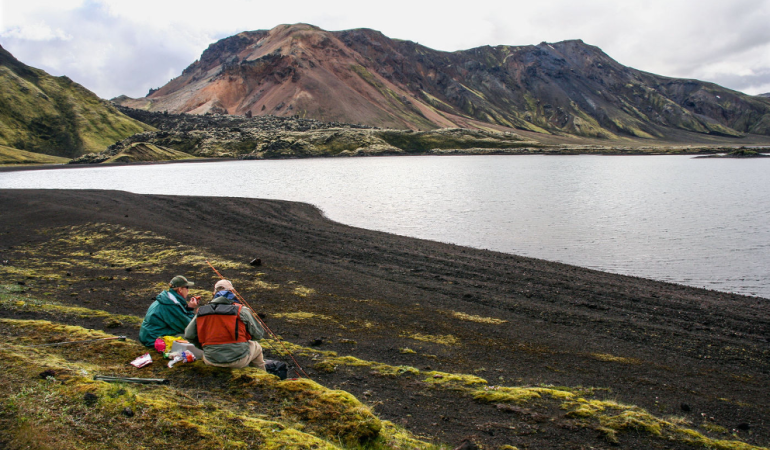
114 24 770 139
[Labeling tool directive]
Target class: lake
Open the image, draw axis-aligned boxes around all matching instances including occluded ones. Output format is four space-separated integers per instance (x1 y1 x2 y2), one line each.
1 154 768 298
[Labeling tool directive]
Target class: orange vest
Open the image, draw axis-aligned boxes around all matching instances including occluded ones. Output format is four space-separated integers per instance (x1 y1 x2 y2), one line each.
196 303 252 346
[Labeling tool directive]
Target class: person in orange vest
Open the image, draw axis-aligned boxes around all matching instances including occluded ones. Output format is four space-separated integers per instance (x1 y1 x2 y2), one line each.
184 279 265 369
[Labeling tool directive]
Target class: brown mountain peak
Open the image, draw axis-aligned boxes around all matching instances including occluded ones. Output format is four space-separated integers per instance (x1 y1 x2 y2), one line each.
116 24 770 139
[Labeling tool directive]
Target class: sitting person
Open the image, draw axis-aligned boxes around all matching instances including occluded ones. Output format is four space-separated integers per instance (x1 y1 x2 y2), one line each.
184 279 265 369
139 275 200 347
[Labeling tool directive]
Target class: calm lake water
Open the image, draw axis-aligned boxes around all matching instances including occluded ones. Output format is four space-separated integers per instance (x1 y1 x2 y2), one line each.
1 155 768 298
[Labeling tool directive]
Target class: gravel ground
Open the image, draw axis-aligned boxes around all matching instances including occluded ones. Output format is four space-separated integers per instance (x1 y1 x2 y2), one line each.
1 188 768 449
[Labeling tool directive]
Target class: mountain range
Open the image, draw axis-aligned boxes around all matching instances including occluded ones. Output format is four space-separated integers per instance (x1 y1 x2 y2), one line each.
0 45 152 158
3 23 770 162
116 23 770 141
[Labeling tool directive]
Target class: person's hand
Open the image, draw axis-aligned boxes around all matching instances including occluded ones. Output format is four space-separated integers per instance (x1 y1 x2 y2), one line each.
188 296 201 308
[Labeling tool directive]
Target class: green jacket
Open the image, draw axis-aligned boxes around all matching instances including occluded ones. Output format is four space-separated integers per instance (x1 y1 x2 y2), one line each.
139 289 196 347
184 296 264 364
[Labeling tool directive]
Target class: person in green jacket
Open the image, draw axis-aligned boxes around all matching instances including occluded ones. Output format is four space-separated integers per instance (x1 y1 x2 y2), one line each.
139 275 200 347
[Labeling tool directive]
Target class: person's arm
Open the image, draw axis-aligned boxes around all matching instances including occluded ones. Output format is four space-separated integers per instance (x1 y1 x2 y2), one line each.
241 308 265 340
184 316 201 348
164 302 195 334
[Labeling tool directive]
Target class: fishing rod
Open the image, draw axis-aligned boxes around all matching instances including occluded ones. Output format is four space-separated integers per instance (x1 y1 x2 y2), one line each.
206 260 310 379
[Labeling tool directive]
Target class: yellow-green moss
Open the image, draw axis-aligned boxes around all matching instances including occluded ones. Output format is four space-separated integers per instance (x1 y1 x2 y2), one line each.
401 332 459 346
0 319 439 449
0 61 153 157
0 144 70 164
103 142 196 163
261 339 338 359
591 353 642 364
293 286 317 297
377 420 440 449
0 285 142 326
702 422 730 434
40 223 247 274
450 311 507 324
275 378 383 446
253 279 281 290
425 371 488 387
561 398 765 449
473 385 576 403
313 355 420 378
274 312 334 321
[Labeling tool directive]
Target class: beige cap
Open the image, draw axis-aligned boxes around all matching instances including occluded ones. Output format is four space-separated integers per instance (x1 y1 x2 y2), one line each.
214 279 234 292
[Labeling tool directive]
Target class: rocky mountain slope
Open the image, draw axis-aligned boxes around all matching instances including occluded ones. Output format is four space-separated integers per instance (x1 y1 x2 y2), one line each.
117 24 770 140
0 45 153 158
67 106 541 162
69 106 765 163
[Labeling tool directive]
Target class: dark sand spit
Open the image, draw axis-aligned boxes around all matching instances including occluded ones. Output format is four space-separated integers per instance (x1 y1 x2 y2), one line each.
0 189 768 449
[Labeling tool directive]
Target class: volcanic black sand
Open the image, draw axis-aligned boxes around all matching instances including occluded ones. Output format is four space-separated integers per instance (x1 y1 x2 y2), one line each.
1 189 768 449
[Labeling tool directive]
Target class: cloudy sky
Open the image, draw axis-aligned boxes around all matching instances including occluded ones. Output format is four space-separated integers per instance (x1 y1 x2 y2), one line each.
2 0 769 99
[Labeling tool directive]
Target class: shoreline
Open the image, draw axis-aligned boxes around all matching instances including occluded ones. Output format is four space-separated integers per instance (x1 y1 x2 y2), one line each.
2 189 769 448
3 143 770 173
1 157 767 298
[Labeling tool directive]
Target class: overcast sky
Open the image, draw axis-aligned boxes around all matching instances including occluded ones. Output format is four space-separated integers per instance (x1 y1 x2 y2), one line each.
2 0 769 99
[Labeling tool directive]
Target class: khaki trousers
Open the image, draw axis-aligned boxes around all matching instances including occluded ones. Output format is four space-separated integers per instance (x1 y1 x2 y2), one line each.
202 340 265 370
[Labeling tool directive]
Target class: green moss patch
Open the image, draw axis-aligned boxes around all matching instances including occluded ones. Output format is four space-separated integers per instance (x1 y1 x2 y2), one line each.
274 312 334 321
400 332 459 346
103 142 196 163
473 385 577 403
0 319 435 449
449 311 507 325
268 338 765 449
561 398 763 448
0 144 70 164
0 53 153 158
591 353 642 364
0 285 142 326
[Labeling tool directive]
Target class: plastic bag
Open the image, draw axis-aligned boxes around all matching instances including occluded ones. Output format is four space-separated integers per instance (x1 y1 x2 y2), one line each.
167 350 196 368
130 353 153 368
154 336 186 353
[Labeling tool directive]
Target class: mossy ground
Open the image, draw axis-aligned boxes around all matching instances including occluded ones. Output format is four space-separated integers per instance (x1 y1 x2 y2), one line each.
0 318 434 450
0 56 153 157
0 222 440 449
103 142 197 163
0 144 70 165
1 191 768 449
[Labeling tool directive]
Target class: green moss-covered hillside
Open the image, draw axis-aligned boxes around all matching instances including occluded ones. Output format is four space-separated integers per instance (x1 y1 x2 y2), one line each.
0 45 154 158
0 144 69 165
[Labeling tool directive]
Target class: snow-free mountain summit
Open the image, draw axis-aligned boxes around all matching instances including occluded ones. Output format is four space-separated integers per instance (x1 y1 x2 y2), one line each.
117 23 770 141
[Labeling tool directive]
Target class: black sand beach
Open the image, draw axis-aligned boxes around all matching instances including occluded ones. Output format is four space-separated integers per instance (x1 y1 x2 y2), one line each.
1 189 768 449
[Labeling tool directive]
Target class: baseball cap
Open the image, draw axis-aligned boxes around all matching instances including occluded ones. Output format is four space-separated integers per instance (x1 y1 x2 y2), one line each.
169 275 194 288
214 279 234 292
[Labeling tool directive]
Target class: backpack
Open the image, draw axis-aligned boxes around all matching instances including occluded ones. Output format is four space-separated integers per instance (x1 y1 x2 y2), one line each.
264 359 288 380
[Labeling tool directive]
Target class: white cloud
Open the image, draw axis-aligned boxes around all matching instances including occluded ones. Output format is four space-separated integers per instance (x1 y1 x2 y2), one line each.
0 22 72 41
